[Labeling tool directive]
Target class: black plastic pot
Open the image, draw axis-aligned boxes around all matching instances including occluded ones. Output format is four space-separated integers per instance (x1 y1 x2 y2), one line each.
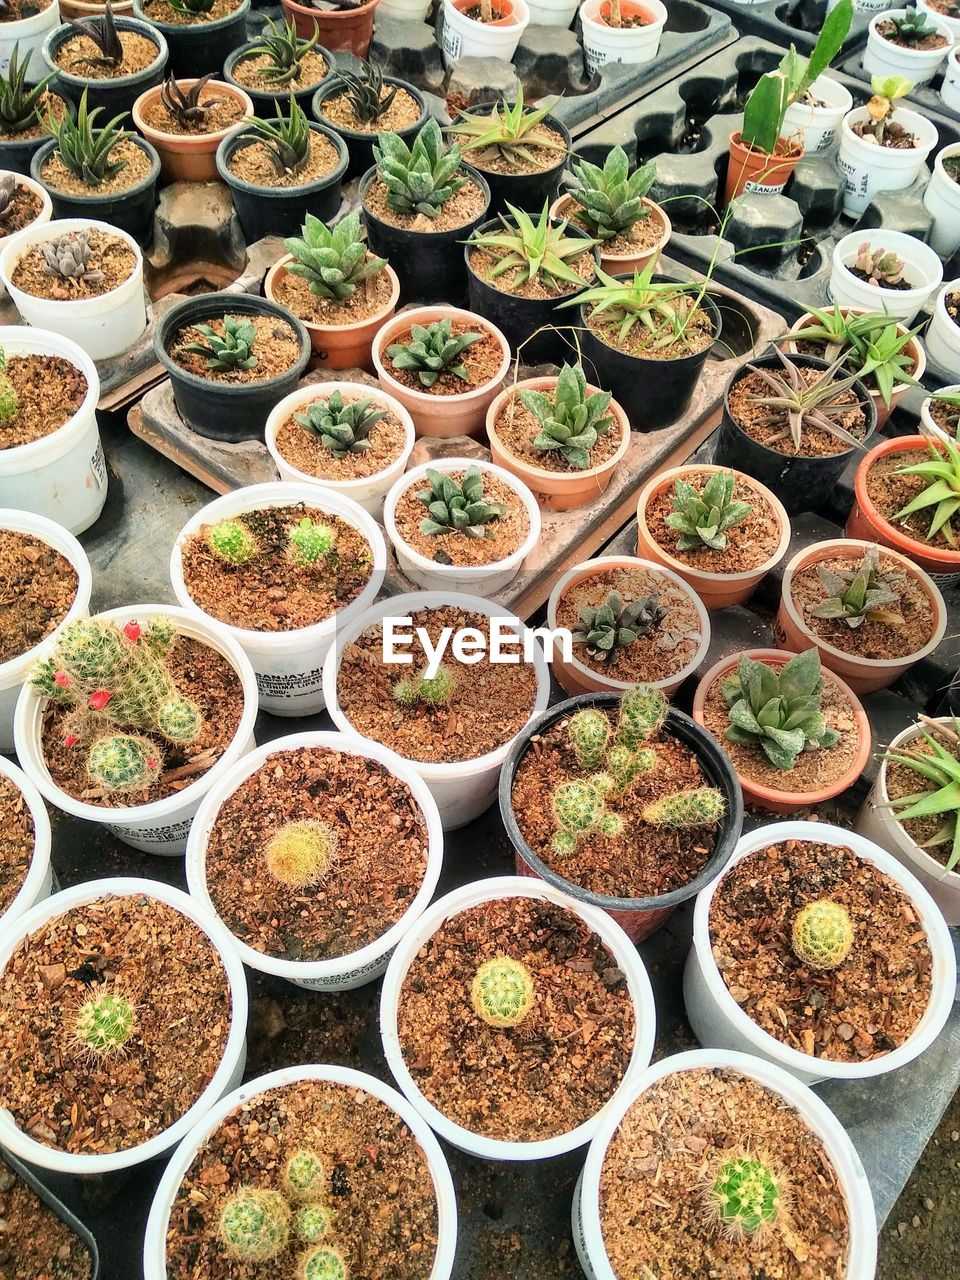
0 92 70 177
132 0 251 80
499 692 744 942
31 135 160 244
216 119 347 243
154 292 311 441
223 40 336 118
0 1151 100 1279
714 351 878 515
42 17 168 116
312 75 426 181
451 104 570 216
577 274 722 432
360 162 490 306
465 216 598 366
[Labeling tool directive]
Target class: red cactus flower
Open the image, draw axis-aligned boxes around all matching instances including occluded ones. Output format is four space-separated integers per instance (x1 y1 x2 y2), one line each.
53 671 71 687
88 690 112 711
64 734 78 748
122 620 141 643
147 758 159 769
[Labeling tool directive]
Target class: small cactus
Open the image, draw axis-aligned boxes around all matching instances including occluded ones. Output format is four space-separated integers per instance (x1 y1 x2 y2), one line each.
608 743 657 794
553 778 605 836
471 956 534 1028
219 1188 291 1262
641 787 725 829
289 517 336 565
155 697 203 744
265 821 337 888
295 1204 331 1243
73 990 135 1056
616 685 668 748
285 1149 327 1201
207 518 258 566
87 734 161 793
709 1155 781 1237
568 709 611 770
300 1247 349 1280
393 666 456 708
791 900 855 970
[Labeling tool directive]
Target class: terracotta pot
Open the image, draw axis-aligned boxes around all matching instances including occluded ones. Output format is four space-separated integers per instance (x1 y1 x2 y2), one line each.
783 308 927 430
847 435 960 583
773 537 947 695
724 131 804 204
549 192 671 277
372 304 511 438
485 375 629 511
281 0 380 53
634 465 791 611
692 648 871 815
132 79 254 184
264 255 399 372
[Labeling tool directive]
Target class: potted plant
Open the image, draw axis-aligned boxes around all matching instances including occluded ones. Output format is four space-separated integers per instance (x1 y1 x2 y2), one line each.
0 217 146 359
440 0 530 69
0 44 70 176
312 56 425 180
485 359 630 510
920 384 960 438
0 505 92 750
383 457 541 594
781 70 853 154
0 165 51 248
372 304 510 437
154 293 311 441
264 209 400 370
686 821 955 1084
216 93 347 243
223 15 333 117
323 590 551 829
830 233 943 325
919 0 960 33
575 1049 878 1279
380 875 655 1159
132 72 251 182
863 5 952 82
545 555 710 696
0 0 61 87
360 119 491 305
282 0 380 56
41 1 168 115
265 380 415 516
0 752 52 936
500 685 742 940
925 279 960 378
774 539 946 694
634 464 791 610
836 75 939 217
131 0 249 82
143 1064 457 1280
550 147 670 277
0 1148 99 1277
169 481 386 717
692 647 871 814
32 89 158 241
579 0 667 74
466 201 597 366
923 141 960 259
560 260 721 430
0 876 249 1174
943 41 960 109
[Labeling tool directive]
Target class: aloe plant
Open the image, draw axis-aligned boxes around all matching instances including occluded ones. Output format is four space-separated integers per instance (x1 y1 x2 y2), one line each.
892 429 960 546
450 89 566 169
468 200 596 295
882 716 960 871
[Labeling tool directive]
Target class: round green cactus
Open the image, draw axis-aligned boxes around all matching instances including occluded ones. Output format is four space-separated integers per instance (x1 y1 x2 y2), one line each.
57 619 126 685
710 1155 781 1236
792 899 855 970
295 1203 331 1243
0 373 19 426
608 744 657 793
284 1149 327 1201
155 696 203 744
265 821 338 888
418 666 455 706
552 830 577 856
300 1246 349 1280
641 787 725 829
553 780 605 835
616 685 668 748
73 990 136 1056
87 734 161 793
219 1188 291 1262
392 678 418 707
289 518 336 565
471 956 534 1028
568 709 611 770
207 518 258 566
597 812 624 837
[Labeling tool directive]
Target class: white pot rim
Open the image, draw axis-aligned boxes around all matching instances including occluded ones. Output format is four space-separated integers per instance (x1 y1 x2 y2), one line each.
783 73 853 113
0 875 248 1174
876 717 960 887
0 327 100 472
839 105 939 155
0 173 53 239
379 874 657 1160
0 0 59 34
692 820 957 1079
0 218 144 313
921 381 960 439
13 603 259 824
322 590 551 782
868 6 955 49
579 0 668 30
442 0 530 24
185 728 444 981
933 140 960 181
0 753 51 933
142 1062 458 1280
372 305 512 410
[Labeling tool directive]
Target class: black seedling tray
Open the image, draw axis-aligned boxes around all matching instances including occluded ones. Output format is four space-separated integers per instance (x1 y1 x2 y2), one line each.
840 46 960 137
698 0 871 57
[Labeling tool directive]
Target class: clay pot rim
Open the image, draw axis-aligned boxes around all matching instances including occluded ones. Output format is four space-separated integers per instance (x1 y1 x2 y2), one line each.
783 307 927 403
372 303 512 407
549 191 672 263
728 130 805 162
282 0 380 15
131 78 254 145
264 256 401 337
854 434 960 568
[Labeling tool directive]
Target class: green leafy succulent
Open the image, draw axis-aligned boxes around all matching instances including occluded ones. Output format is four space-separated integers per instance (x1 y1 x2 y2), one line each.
517 362 614 470
416 466 506 538
565 147 656 241
283 211 387 302
468 199 596 295
294 391 386 456
450 88 566 169
0 44 58 135
374 118 467 218
572 589 667 664
781 307 921 408
720 649 840 771
893 429 960 546
244 94 313 176
885 5 941 44
243 16 320 86
738 348 867 453
46 90 131 186
665 470 752 552
929 389 960 436
327 59 397 125
882 716 960 871
180 316 258 372
563 259 703 351
385 317 482 388
809 544 904 629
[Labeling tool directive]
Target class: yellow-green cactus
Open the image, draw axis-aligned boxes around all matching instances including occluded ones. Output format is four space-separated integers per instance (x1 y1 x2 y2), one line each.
791 900 854 970
608 743 657 794
207 518 258 566
642 787 725 828
87 734 162 793
616 685 667 748
393 665 456 708
289 517 335 565
73 990 136 1056
300 1246 349 1280
219 1188 291 1262
295 1203 332 1243
471 956 534 1028
568 709 610 770
265 821 338 888
709 1154 781 1237
284 1149 327 1201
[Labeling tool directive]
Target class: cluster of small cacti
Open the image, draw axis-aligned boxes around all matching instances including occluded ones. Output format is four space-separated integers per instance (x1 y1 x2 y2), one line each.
204 515 336 570
791 899 855 970
0 345 20 426
72 989 136 1057
265 820 338 888
393 664 457 708
707 1153 782 1237
471 956 535 1028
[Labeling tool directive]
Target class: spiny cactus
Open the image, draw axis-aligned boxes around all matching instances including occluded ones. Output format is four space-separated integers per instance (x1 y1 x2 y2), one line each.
666 470 752 553
551 778 623 854
265 820 338 888
300 1247 349 1280
415 466 506 539
295 1204 331 1243
375 118 467 218
393 665 456 708
641 787 725 828
568 709 611 770
810 545 904 630
608 743 657 794
519 362 615 471
285 1149 327 1201
0 347 19 427
471 956 534 1028
294 391 387 457
385 318 483 389
288 517 336 565
791 899 855 970
42 230 104 285
87 733 162 793
219 1188 291 1262
709 1155 781 1237
284 211 387 303
180 315 258 373
720 649 840 771
854 243 904 289
207 518 259 566
616 685 668 749
73 990 136 1056
572 590 667 666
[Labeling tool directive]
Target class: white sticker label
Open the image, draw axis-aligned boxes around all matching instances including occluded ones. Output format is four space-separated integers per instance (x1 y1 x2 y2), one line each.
442 25 462 58
90 441 107 488
743 179 786 195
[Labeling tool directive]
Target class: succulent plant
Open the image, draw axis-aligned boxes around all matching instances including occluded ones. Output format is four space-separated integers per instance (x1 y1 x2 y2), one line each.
885 5 941 43
853 242 904 289
207 518 259 566
930 389 960 435
158 73 227 131
283 211 387 302
568 708 611 770
300 1247 349 1280
471 957 534 1028
809 545 904 629
666 470 752 552
285 1149 327 1201
791 899 855 969
451 89 566 169
551 777 624 854
393 665 456 708
73 989 136 1055
738 348 867 453
565 147 656 241
245 95 313 176
265 820 338 887
863 74 914 144
720 649 840 771
86 732 161 791
295 1204 331 1243
709 1155 781 1237
415 466 506 538
780 306 921 408
641 787 726 828
0 346 19 427
386 318 483 389
892 429 960 546
0 44 57 136
329 58 397 126
881 715 960 871
295 391 386 457
46 90 130 187
469 199 595 295
288 517 336 565
243 15 319 85
64 0 124 71
616 684 668 748
572 589 667 665
374 119 467 218
219 1188 291 1262
41 230 104 285
563 259 703 350
519 362 614 470
180 315 258 372
0 174 16 228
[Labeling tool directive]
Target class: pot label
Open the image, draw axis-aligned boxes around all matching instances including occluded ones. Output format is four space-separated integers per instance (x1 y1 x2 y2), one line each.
743 178 787 195
255 667 324 702
442 24 462 58
814 128 838 152
108 816 193 847
836 154 869 202
90 441 107 489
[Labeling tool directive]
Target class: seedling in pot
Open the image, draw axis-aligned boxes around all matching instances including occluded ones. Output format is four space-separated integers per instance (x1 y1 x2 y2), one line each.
563 259 705 355
64 0 125 73
519 361 614 470
45 90 131 186
564 147 656 243
450 88 566 169
853 243 906 288
244 94 313 177
328 59 397 126
283 211 387 301
666 470 751 551
158 74 228 131
737 348 867 452
180 316 258 372
219 1188 292 1262
471 956 534 1027
791 899 855 969
860 76 915 146
707 1153 783 1238
881 715 960 870
720 648 840 771
892 428 960 544
386 318 482 387
288 517 336 564
809 544 904 629
265 819 338 887
375 118 466 219
73 989 137 1056
41 229 104 285
393 664 456 707
0 44 57 136
0 346 19 426
245 16 321 86
415 465 505 537
208 517 258 565
572 589 667 665
294 390 386 456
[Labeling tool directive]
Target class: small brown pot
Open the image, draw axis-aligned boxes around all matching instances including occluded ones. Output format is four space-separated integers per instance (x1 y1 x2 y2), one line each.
725 131 803 204
634 465 791 610
263 255 400 372
281 0 380 53
132 79 254 184
549 192 671 277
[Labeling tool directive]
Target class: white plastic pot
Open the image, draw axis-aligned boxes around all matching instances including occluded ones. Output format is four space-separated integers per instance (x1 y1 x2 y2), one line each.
829 229 944 324
923 143 960 259
0 753 52 934
526 0 578 22
323 590 551 829
0 326 104 535
264 381 415 519
0 218 147 362
0 508 92 753
142 1063 458 1280
380 875 656 1161
377 0 431 15
573 1048 878 1280
923 279 960 377
169 481 387 717
440 0 530 68
0 0 60 84
856 718 960 925
579 0 667 73
14 604 259 855
684 820 957 1084
186 729 444 991
384 456 541 595
943 45 960 111
919 0 960 37
921 381 960 439
863 8 954 84
781 75 853 154
0 875 248 1175
0 173 52 253
836 106 939 217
